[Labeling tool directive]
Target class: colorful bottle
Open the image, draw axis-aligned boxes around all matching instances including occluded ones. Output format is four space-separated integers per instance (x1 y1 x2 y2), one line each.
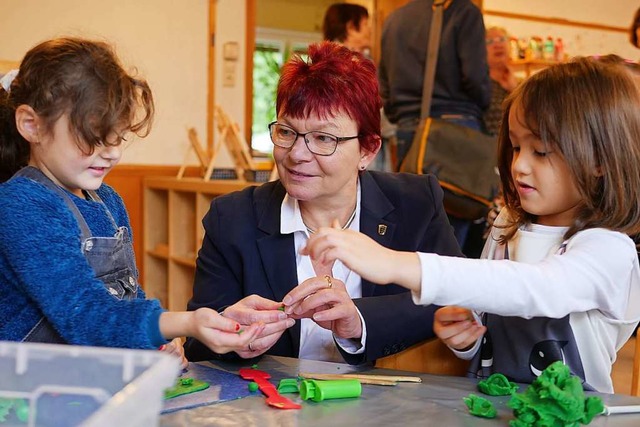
517 37 528 59
554 38 565 62
509 37 519 61
543 37 555 61
531 36 543 60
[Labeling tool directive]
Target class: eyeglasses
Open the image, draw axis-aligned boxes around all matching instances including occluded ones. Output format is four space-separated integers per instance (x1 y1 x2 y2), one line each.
486 36 507 45
268 122 359 156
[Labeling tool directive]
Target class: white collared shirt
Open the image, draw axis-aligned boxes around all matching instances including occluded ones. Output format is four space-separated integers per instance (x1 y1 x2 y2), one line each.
280 181 367 362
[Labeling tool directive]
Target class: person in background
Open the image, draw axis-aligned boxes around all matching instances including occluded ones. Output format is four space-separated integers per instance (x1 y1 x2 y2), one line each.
379 0 491 249
322 3 393 172
483 26 519 137
630 6 640 49
465 26 520 258
298 57 640 393
184 41 462 365
0 37 264 365
322 3 371 56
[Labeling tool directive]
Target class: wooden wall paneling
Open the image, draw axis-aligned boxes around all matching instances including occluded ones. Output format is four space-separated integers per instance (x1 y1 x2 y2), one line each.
208 0 217 156
482 9 626 33
245 0 256 147
143 177 256 311
0 60 19 73
104 164 200 288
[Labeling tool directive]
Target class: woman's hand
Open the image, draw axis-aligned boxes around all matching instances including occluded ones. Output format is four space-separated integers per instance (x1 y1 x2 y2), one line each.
160 337 188 369
434 306 486 351
282 275 362 340
301 221 422 292
222 295 295 358
159 309 264 355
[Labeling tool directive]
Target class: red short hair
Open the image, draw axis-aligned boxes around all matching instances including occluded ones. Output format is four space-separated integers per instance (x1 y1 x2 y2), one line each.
276 41 381 152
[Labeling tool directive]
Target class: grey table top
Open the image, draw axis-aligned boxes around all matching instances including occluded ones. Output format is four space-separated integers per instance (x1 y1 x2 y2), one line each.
161 356 640 426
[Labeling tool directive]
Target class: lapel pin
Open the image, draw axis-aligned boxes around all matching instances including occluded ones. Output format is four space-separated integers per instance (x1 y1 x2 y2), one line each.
377 224 387 236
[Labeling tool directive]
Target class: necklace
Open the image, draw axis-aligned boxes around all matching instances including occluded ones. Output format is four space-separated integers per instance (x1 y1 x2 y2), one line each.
304 206 357 235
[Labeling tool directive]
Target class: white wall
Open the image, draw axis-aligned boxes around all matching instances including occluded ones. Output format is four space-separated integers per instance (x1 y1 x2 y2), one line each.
1 0 637 165
215 0 246 150
0 0 209 165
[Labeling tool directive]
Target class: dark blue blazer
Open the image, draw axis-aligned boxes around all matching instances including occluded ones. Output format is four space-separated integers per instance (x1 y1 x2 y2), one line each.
184 171 462 364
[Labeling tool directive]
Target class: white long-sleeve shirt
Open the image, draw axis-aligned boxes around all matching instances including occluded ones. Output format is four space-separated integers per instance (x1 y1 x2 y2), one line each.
413 210 640 392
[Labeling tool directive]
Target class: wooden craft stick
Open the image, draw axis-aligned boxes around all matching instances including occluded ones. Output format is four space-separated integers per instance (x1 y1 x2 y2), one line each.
298 372 397 386
299 372 422 384
338 373 422 383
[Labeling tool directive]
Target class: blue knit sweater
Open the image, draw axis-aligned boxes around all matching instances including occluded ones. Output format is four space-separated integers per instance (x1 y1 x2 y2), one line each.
0 174 165 348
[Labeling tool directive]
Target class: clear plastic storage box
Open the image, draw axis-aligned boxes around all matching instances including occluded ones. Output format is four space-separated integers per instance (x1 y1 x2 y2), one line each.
0 341 180 427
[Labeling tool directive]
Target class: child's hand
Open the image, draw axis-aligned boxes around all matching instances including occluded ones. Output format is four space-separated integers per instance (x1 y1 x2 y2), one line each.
160 337 188 369
221 295 295 358
434 306 486 351
301 220 422 292
159 309 265 356
190 308 265 355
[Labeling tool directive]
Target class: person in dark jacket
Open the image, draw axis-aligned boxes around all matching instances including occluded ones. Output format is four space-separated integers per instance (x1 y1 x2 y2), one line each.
184 42 462 365
378 0 491 249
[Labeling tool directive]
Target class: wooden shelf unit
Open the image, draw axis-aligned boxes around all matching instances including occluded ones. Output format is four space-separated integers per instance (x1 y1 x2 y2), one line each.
143 177 257 311
510 59 558 77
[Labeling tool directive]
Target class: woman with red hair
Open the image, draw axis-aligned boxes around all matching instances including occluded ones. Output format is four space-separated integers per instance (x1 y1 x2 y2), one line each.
184 42 461 364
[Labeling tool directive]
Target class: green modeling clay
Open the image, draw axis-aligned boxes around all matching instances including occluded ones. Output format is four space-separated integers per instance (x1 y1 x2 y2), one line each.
248 381 259 392
277 378 300 394
0 398 13 422
13 400 28 423
478 373 519 396
463 394 497 418
164 377 210 399
508 361 604 427
0 398 28 423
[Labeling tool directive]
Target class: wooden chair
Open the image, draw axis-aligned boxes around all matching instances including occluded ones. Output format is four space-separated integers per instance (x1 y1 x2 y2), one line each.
631 328 640 396
177 106 275 182
375 338 469 376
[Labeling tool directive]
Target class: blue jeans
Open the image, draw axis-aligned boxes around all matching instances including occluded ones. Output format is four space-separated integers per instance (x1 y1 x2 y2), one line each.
395 114 483 249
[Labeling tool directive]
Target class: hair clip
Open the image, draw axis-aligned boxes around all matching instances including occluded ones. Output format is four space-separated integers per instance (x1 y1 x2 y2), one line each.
0 69 19 92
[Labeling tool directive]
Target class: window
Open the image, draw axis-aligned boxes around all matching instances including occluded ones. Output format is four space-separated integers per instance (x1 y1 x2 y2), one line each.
251 28 320 154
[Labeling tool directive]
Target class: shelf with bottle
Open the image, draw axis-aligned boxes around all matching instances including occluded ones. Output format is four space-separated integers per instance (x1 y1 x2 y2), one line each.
508 35 566 77
510 58 559 77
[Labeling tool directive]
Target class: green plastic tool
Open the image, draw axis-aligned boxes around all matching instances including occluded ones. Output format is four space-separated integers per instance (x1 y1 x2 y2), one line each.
299 379 361 402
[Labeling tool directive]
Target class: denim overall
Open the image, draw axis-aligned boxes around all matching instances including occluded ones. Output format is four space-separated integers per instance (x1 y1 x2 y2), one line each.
16 166 139 343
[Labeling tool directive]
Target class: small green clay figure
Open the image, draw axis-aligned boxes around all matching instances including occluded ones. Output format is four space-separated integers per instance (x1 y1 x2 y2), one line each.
164 377 210 399
463 394 497 418
508 361 604 427
478 373 519 396
248 381 259 392
0 398 13 422
0 398 28 423
13 399 28 423
277 378 300 394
